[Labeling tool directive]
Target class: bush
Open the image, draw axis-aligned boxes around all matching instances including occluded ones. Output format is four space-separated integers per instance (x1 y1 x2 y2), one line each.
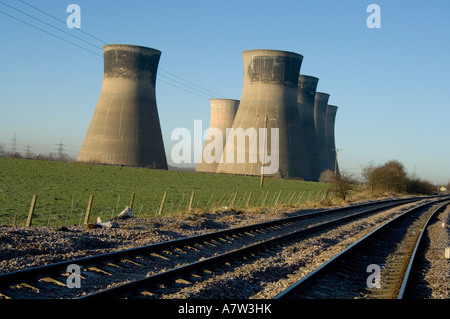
319 169 335 183
363 160 437 195
407 178 436 195
330 171 357 200
372 160 408 193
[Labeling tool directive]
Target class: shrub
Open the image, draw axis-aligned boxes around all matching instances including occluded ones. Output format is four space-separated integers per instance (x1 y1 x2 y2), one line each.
319 169 335 183
363 160 437 195
330 171 357 200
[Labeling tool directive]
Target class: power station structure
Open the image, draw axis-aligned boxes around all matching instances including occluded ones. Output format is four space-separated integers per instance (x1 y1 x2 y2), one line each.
199 50 340 181
297 75 321 181
326 104 339 175
196 98 240 173
77 44 168 169
313 92 331 178
76 44 339 181
215 49 312 179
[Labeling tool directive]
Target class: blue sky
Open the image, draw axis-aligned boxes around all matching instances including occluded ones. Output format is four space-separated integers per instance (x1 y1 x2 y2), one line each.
0 0 449 184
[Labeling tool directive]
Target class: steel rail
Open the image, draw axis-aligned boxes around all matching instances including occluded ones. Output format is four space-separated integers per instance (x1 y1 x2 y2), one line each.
78 197 442 299
397 201 449 299
0 196 421 290
274 199 450 299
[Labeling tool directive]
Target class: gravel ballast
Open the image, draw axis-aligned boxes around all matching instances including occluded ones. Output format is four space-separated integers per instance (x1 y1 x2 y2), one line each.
0 198 448 299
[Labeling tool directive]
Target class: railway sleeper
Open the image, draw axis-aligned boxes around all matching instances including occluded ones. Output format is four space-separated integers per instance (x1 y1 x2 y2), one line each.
188 273 203 281
174 278 192 285
122 258 144 266
87 266 113 276
39 276 70 287
150 253 171 261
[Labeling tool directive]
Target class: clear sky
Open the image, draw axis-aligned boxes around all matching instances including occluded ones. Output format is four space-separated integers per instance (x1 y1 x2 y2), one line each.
0 0 449 184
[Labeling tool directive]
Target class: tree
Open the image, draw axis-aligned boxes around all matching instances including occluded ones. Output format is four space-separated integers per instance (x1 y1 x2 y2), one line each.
363 160 436 195
362 161 376 190
368 160 409 193
407 177 436 195
331 171 357 200
319 169 335 183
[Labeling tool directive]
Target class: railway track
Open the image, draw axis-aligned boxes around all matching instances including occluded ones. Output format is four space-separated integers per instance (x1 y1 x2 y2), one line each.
274 199 450 299
0 196 445 299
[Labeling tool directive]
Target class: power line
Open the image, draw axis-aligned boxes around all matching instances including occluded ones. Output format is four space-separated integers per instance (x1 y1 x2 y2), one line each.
24 144 32 158
55 139 66 156
156 73 217 99
0 9 103 57
157 78 211 100
11 133 16 153
17 0 223 98
3 1 226 99
0 137 78 156
158 69 226 98
1 2 209 100
0 1 101 50
17 0 108 45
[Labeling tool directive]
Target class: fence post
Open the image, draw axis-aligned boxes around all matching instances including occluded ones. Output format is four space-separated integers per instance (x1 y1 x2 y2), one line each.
306 190 313 202
215 194 227 208
26 195 37 227
116 194 120 211
158 192 167 216
129 192 135 210
231 191 238 207
246 191 252 207
288 191 297 204
188 190 195 211
275 190 282 205
296 190 305 204
84 195 94 225
314 190 322 201
261 191 269 206
147 194 156 216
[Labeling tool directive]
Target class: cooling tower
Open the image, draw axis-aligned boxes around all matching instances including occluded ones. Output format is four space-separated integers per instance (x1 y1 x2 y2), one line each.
196 98 240 173
313 92 330 178
297 75 320 181
77 44 168 169
326 104 339 175
216 49 311 179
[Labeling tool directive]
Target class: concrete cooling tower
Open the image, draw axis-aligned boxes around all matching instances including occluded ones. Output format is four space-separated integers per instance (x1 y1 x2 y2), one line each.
77 44 168 169
216 49 311 179
326 104 339 175
196 98 240 173
297 75 320 181
313 92 330 178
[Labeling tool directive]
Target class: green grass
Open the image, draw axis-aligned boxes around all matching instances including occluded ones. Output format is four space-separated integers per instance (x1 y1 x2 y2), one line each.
0 157 330 226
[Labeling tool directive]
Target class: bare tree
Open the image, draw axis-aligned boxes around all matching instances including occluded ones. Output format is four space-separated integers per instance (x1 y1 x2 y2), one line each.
407 177 436 195
363 160 436 195
319 169 335 183
362 161 376 190
365 160 408 193
331 170 357 200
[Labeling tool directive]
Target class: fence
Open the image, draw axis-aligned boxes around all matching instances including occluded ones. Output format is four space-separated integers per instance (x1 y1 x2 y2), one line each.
6 188 330 227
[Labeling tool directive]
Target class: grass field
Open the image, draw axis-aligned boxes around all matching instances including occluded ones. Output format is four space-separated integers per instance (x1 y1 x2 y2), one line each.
0 157 331 226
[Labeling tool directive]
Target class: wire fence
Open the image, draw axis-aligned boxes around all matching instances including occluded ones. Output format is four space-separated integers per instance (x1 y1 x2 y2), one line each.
6 188 331 227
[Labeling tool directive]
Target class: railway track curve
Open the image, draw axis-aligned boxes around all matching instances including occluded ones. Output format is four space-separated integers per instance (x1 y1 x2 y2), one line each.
0 195 447 299
274 199 450 299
